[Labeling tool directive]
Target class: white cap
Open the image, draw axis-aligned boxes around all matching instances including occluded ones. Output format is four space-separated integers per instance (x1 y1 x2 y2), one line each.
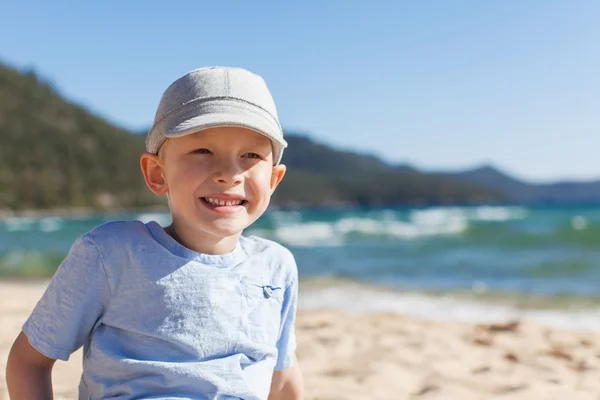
146 66 287 164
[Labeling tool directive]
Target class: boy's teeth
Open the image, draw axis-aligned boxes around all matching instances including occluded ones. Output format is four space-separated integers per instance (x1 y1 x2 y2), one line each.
205 197 243 206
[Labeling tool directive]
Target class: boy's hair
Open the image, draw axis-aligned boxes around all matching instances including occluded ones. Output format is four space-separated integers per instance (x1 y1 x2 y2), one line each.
157 138 170 161
146 67 287 164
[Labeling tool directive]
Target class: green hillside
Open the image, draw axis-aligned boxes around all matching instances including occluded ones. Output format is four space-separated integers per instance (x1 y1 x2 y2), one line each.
0 64 160 210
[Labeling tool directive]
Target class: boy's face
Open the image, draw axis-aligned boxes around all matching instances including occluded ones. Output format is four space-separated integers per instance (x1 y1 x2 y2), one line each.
141 127 286 240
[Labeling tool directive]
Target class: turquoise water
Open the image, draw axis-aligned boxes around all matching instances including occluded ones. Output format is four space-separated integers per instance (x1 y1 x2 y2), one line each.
2 205 600 300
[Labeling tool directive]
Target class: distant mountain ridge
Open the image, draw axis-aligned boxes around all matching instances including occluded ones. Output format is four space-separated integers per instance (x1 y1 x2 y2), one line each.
442 165 600 204
274 135 502 207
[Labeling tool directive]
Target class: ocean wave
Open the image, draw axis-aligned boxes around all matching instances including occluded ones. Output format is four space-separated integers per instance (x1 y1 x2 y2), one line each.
253 206 528 246
2 216 65 233
39 217 64 233
571 215 588 230
273 222 343 247
410 206 527 224
3 216 37 232
135 212 172 227
254 208 512 247
250 216 468 247
470 205 528 221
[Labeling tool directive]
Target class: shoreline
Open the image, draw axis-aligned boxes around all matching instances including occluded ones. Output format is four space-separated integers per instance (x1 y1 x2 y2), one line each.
298 279 600 332
299 277 600 310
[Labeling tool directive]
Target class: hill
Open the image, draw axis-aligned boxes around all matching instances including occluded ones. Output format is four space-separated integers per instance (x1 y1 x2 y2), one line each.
274 136 502 206
0 64 161 211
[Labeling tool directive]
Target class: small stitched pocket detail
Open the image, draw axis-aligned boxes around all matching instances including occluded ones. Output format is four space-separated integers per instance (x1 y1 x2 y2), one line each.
241 278 284 345
244 282 283 302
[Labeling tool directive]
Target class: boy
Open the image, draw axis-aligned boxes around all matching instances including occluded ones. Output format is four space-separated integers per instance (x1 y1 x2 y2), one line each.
6 67 304 399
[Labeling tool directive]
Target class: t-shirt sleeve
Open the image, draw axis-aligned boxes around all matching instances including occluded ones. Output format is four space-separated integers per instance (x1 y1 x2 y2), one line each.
22 234 111 361
275 254 299 370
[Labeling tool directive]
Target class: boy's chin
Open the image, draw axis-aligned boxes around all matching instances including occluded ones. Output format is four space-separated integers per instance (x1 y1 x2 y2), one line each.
202 221 249 238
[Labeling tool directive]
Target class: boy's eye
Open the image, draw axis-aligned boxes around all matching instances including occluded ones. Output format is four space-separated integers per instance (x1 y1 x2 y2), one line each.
191 148 211 155
244 152 263 159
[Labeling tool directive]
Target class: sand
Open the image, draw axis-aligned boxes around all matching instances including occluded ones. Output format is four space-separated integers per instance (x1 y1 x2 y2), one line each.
1 281 599 399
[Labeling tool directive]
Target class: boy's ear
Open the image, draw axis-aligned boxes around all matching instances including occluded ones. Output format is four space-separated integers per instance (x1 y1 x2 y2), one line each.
140 153 169 195
270 164 286 194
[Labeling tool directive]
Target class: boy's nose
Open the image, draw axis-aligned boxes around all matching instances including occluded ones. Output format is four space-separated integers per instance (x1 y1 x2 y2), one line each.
215 175 242 185
213 164 244 186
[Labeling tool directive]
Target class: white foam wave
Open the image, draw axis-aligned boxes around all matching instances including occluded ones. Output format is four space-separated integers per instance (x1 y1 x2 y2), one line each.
469 206 528 221
299 284 600 332
410 206 527 225
269 215 469 247
571 215 588 230
136 212 172 227
274 222 343 247
267 210 304 225
39 217 64 233
3 217 37 232
2 216 65 232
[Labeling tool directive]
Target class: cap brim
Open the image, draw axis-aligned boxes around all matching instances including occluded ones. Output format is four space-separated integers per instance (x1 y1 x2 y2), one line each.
167 112 286 164
147 98 287 164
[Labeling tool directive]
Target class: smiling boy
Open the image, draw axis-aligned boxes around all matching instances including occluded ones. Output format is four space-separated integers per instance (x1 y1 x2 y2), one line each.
6 67 304 399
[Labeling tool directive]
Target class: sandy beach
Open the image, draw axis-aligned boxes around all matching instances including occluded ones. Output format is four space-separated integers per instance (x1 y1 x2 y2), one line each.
1 281 599 399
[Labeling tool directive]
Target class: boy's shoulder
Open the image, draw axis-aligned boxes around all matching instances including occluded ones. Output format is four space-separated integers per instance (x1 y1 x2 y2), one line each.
242 234 295 262
242 235 297 278
87 219 148 235
84 220 152 247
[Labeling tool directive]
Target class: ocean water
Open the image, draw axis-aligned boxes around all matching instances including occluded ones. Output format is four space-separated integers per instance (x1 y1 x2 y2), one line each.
2 205 600 329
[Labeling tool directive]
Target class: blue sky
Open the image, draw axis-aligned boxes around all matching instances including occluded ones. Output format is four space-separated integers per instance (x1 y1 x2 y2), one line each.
2 1 599 182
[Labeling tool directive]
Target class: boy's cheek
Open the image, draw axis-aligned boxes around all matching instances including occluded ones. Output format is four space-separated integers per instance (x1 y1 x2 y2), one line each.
261 176 278 196
170 167 202 188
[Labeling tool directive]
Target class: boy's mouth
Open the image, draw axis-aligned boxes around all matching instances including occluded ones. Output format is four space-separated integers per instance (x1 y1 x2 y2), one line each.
200 197 248 208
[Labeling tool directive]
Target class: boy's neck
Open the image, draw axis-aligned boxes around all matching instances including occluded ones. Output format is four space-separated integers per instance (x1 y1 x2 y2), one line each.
165 223 240 255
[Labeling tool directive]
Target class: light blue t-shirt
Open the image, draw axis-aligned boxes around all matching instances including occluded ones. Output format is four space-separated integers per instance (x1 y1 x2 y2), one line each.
23 220 298 400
